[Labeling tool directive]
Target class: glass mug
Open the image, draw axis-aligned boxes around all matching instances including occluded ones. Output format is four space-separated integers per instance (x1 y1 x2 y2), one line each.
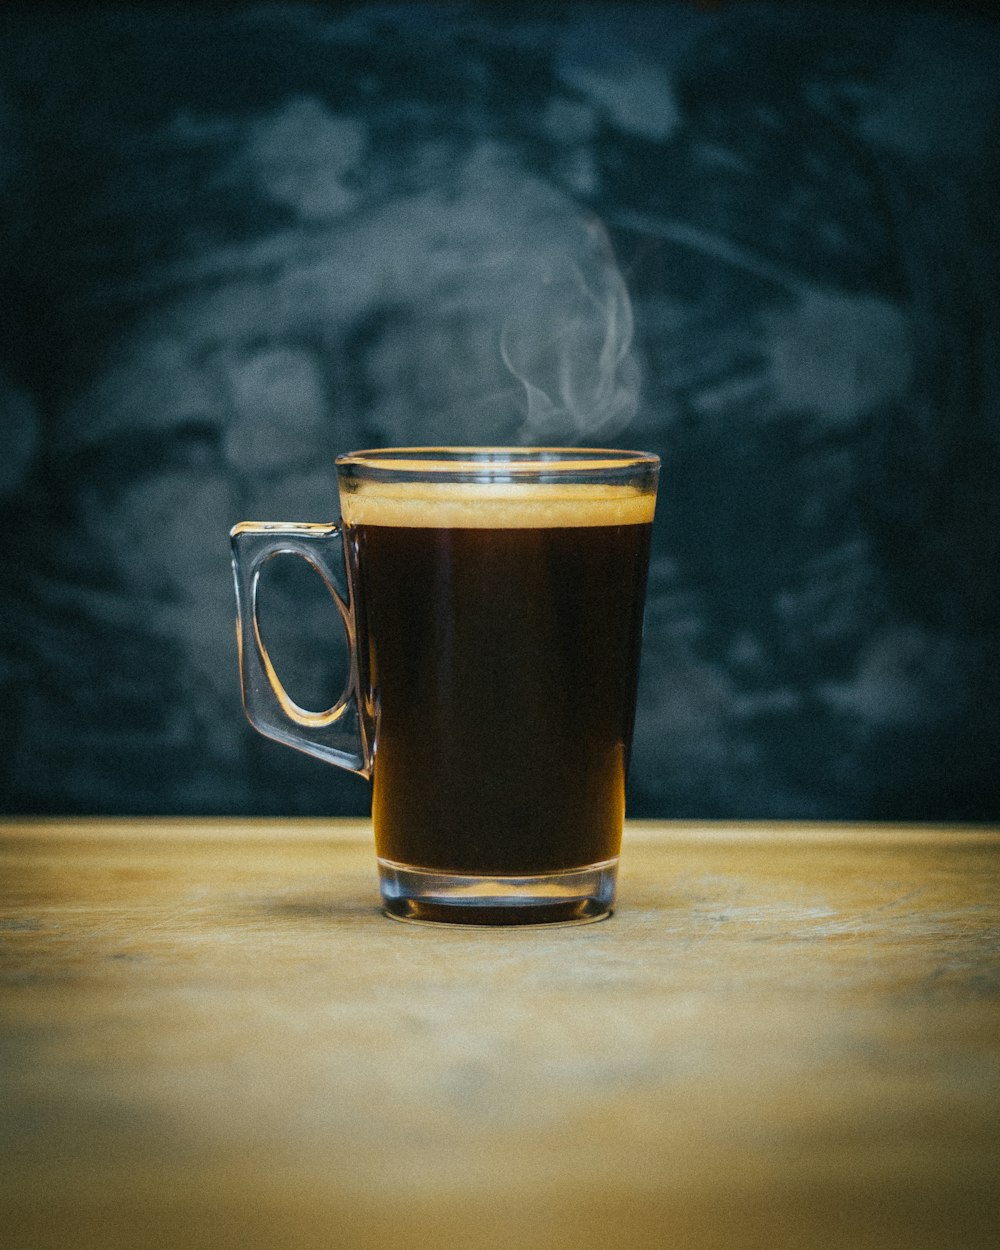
231 447 659 925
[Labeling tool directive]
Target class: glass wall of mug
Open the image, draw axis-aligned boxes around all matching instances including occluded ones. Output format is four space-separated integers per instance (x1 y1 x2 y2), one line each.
231 448 659 924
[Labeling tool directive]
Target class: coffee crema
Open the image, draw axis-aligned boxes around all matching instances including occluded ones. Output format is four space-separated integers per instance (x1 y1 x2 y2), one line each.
340 480 656 529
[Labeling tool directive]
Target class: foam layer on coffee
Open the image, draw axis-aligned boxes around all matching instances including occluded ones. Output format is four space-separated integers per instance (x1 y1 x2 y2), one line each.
340 481 656 528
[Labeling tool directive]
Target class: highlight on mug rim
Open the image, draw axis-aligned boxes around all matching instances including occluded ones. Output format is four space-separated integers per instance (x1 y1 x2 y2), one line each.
335 446 661 484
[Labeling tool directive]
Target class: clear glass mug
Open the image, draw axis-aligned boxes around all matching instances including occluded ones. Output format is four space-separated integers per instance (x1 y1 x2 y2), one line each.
231 448 659 925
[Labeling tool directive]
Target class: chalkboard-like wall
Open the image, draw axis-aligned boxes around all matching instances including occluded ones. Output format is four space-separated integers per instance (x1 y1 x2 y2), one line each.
2 3 998 820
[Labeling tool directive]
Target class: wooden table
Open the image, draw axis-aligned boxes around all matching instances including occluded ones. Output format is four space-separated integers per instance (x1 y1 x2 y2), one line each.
2 819 999 1249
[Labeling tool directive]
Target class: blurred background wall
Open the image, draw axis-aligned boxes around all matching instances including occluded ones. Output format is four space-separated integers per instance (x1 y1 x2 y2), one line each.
1 1 998 820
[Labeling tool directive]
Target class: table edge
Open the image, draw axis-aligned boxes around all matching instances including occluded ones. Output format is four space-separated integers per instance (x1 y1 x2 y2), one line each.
1 816 998 844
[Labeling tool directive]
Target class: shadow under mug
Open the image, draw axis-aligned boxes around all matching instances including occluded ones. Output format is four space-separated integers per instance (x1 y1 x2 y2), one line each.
231 447 659 925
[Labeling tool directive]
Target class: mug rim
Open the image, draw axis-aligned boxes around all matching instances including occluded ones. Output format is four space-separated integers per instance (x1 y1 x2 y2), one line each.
336 447 660 477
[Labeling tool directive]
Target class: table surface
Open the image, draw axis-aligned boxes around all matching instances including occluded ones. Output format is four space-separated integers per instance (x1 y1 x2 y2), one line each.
2 818 999 1250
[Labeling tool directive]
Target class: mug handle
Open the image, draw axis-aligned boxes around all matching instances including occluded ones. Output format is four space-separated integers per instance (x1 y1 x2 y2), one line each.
230 521 372 777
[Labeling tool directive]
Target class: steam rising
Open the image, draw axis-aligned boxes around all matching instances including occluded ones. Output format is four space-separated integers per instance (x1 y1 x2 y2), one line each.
497 214 640 443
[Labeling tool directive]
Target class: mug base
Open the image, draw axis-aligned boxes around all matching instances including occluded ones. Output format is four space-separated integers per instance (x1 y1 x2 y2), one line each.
377 858 617 926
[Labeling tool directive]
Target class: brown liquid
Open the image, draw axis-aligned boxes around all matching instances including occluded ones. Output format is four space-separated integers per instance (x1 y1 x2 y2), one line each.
348 519 652 875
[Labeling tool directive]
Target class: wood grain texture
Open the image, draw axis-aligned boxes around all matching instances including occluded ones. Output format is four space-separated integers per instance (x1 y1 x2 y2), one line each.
2 819 999 1249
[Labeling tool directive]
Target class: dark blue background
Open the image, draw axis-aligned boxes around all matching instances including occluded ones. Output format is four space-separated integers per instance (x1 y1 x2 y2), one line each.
2 3 998 820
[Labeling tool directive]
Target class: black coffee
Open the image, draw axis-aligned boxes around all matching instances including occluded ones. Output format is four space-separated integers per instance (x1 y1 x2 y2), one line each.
344 486 652 876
